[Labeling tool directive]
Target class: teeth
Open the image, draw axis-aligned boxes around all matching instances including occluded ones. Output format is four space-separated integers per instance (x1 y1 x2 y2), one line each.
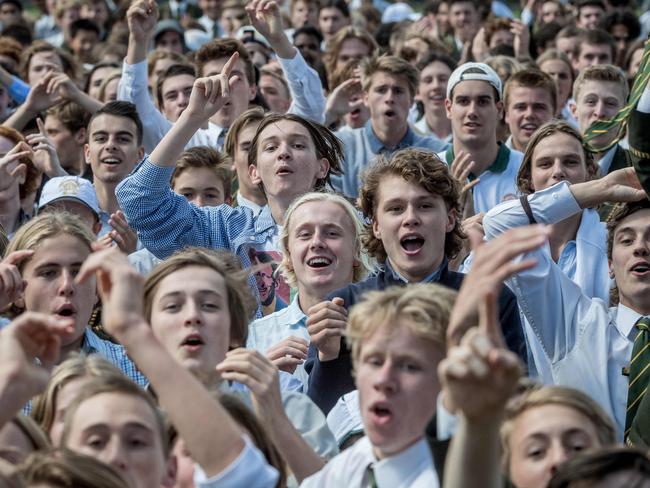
402 236 421 242
308 257 331 266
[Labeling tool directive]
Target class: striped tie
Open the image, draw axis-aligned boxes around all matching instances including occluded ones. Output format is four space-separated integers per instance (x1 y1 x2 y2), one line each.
365 463 378 488
583 35 650 153
625 316 650 439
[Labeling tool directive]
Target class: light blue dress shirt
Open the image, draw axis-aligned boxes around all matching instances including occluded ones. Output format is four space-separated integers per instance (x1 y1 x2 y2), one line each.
484 181 637 438
331 121 448 198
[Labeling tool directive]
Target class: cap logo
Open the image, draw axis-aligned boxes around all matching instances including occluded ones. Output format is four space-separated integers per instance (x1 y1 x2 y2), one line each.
58 179 81 197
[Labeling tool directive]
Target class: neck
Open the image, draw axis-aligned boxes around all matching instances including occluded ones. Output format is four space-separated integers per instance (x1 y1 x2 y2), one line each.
373 120 408 149
268 195 292 224
620 295 650 317
424 110 451 140
63 152 87 176
372 435 423 460
297 288 329 314
239 184 267 207
0 194 21 234
453 138 499 175
93 180 120 214
511 136 526 153
59 334 85 363
547 212 582 262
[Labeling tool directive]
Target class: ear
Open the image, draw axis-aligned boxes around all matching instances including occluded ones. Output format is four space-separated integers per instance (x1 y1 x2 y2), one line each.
608 259 615 279
74 127 86 145
372 218 381 240
92 220 102 236
249 163 262 185
496 100 504 119
248 82 257 102
569 99 577 119
13 293 25 311
225 195 233 205
83 143 91 166
137 146 145 161
160 453 178 488
445 98 452 120
363 89 370 109
317 157 329 180
446 206 457 233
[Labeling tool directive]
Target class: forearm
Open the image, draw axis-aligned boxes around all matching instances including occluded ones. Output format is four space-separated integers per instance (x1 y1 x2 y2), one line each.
69 90 103 114
121 325 245 477
568 178 610 209
150 109 205 167
0 368 34 428
443 415 503 488
267 33 295 60
127 34 149 65
263 411 326 482
4 104 37 131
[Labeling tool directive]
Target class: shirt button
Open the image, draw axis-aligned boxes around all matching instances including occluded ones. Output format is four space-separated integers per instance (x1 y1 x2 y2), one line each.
249 236 255 240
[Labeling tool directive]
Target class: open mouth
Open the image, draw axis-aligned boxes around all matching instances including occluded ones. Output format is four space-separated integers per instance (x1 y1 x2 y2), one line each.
54 304 76 318
400 235 425 254
181 334 205 349
384 110 396 118
101 158 121 166
521 123 538 133
369 403 393 425
276 167 293 176
307 257 332 268
428 94 444 103
631 263 650 275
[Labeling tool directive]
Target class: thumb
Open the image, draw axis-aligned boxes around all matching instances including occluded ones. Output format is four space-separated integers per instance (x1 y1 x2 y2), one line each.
332 297 344 307
467 226 485 252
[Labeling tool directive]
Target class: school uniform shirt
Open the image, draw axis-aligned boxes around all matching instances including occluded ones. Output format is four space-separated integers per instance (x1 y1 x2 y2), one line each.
438 143 523 214
484 181 639 438
332 121 448 198
117 157 281 318
412 117 453 146
301 436 439 488
483 188 610 384
247 295 310 388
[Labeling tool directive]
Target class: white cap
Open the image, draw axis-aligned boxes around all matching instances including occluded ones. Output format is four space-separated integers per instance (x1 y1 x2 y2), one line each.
446 62 503 101
326 390 364 447
38 176 100 218
381 3 421 23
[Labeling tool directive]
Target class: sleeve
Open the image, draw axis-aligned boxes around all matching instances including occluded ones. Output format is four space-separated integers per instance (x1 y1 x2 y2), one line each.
115 157 250 259
278 50 326 124
483 182 593 363
8 76 30 104
306 343 356 415
117 60 173 154
281 391 339 459
520 6 534 25
194 435 279 488
436 393 458 441
629 109 650 198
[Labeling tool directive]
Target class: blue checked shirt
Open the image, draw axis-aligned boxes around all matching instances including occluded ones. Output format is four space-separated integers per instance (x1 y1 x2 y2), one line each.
83 328 147 387
116 157 277 317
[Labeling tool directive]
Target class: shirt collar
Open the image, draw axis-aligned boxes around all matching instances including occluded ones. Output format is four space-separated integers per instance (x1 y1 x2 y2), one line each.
444 143 512 178
615 303 644 339
597 144 618 176
364 120 416 154
80 327 102 354
385 258 446 284
364 436 433 486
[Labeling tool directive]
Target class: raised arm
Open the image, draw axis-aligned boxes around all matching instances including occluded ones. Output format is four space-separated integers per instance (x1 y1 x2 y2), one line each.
246 0 326 123
118 0 174 154
77 248 277 484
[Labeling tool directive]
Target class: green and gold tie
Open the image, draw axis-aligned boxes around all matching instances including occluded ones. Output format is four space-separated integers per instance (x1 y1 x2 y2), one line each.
625 317 650 440
583 35 650 153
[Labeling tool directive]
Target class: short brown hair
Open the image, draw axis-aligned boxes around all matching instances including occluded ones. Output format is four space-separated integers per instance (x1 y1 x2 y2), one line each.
572 63 628 102
194 38 254 84
504 69 557 114
323 26 377 80
484 17 513 46
517 120 598 195
222 108 265 159
155 63 196 109
248 112 344 191
347 283 456 368
20 41 81 84
144 248 256 348
359 148 464 263
0 36 22 68
147 49 188 79
171 145 233 201
573 28 616 63
361 54 419 99
45 100 91 135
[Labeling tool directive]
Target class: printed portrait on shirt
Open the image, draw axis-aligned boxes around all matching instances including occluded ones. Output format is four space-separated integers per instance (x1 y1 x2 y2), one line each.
248 248 289 316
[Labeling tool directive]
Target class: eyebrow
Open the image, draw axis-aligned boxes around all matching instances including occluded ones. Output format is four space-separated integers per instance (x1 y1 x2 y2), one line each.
91 130 135 138
81 421 155 434
159 289 224 299
177 186 221 193
33 261 84 270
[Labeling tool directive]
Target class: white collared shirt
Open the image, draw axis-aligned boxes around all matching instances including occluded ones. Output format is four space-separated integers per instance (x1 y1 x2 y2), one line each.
301 436 439 488
484 181 639 438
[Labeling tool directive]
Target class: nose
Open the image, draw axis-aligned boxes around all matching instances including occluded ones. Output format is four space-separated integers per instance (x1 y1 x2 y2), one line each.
179 92 190 107
277 141 291 160
183 300 203 327
310 229 326 249
373 361 397 393
57 269 75 297
194 195 205 207
103 439 128 474
548 445 569 476
593 100 606 118
551 160 566 180
403 204 421 226
633 239 650 256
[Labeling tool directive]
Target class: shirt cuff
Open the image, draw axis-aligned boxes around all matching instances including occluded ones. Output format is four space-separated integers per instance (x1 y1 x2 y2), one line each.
436 392 458 441
193 435 279 488
277 49 308 79
527 181 582 224
117 156 174 194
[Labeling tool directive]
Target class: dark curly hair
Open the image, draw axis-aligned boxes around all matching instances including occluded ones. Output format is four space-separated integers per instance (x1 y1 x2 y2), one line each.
359 148 464 263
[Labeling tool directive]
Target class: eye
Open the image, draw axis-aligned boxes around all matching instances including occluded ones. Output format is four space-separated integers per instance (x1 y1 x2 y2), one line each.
264 144 277 152
38 269 58 279
201 302 220 311
85 436 106 449
400 361 421 372
127 437 148 448
163 303 180 312
293 143 305 149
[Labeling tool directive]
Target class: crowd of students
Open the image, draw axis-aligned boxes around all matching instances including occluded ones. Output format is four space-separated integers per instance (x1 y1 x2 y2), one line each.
0 0 648 486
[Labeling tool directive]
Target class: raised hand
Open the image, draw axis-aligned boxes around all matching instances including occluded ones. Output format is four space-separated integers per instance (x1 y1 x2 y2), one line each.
0 142 30 193
76 245 147 344
127 0 158 42
571 167 646 209
306 297 347 362
451 150 480 195
324 78 364 125
511 20 530 59
0 312 74 399
217 348 284 423
0 250 33 311
25 118 67 178
24 73 62 114
447 225 549 348
246 0 284 43
184 52 241 123
439 291 522 419
265 336 309 374
98 211 139 254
